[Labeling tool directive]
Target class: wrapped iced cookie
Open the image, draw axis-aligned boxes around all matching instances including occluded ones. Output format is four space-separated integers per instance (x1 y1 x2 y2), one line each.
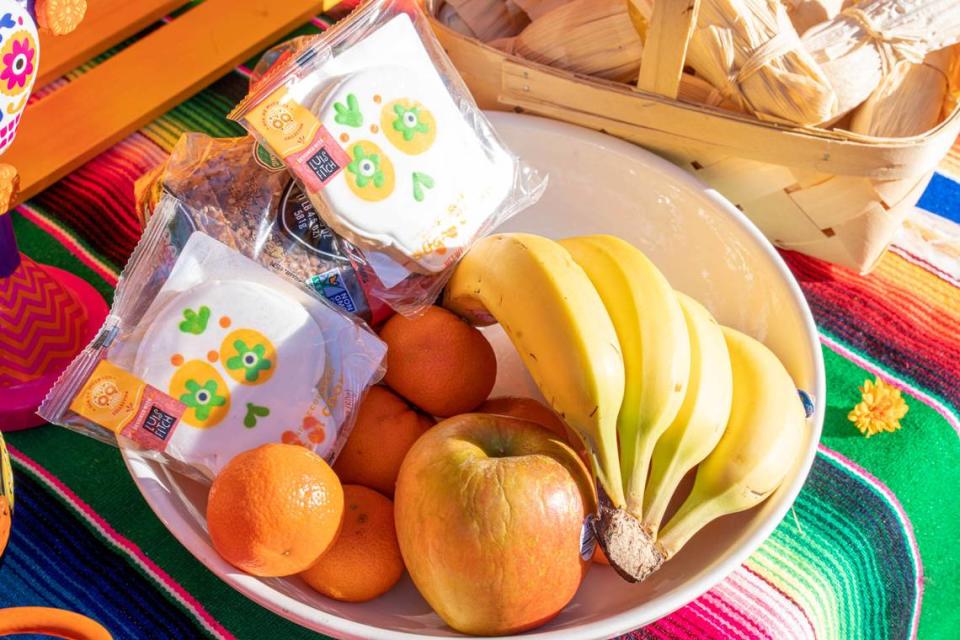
134 132 396 324
39 203 386 481
230 0 545 277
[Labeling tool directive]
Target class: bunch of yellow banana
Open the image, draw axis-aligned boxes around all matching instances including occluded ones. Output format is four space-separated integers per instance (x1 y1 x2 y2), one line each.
443 232 807 582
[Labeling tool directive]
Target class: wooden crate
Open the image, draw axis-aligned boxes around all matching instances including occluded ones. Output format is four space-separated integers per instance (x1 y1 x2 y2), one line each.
429 1 960 273
7 0 340 206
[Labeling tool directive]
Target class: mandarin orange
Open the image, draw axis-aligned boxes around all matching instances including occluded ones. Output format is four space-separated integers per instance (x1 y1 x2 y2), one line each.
301 485 404 602
333 386 434 496
207 444 344 577
379 306 496 417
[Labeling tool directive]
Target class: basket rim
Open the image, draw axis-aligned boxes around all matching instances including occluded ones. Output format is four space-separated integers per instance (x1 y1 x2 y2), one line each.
428 17 960 151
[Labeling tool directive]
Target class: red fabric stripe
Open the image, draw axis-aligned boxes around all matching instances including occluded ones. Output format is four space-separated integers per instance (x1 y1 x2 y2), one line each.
783 250 960 407
31 136 161 264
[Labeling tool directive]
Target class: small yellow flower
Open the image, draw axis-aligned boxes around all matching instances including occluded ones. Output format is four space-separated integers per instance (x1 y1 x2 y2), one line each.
848 377 909 437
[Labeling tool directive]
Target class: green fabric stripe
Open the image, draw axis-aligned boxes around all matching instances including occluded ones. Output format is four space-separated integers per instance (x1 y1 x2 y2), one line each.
5 428 326 640
15 203 120 275
10 212 115 304
158 93 245 138
141 118 185 151
9 454 221 640
747 538 837 636
819 347 959 639
751 531 844 637
745 451 921 640
821 327 958 420
798 496 876 635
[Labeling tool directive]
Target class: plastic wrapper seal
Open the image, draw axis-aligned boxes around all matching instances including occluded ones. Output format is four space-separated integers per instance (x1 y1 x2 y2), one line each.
135 132 394 325
229 0 546 315
38 197 387 483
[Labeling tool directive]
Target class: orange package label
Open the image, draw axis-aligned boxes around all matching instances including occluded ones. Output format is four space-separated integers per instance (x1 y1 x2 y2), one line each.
70 360 184 452
245 86 349 192
247 86 323 158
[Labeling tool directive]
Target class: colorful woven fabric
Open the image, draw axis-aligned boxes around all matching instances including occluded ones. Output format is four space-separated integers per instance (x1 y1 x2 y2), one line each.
3 6 960 640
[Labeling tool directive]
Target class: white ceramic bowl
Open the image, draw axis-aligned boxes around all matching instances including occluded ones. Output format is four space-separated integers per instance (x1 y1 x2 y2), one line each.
123 113 825 639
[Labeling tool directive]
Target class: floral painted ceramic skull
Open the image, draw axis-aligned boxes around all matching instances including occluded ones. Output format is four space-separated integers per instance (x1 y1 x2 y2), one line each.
0 1 38 155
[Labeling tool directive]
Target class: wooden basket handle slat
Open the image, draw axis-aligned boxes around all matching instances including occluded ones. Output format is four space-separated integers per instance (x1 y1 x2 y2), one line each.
635 0 700 99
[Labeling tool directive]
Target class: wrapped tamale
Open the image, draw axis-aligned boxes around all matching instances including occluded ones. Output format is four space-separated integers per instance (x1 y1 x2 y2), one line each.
677 0 837 125
786 0 847 35
849 46 955 137
802 0 960 122
511 0 570 21
437 2 477 37
515 0 643 82
438 0 529 40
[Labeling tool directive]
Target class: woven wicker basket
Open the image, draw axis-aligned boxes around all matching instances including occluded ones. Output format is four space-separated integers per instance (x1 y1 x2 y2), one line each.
428 1 960 273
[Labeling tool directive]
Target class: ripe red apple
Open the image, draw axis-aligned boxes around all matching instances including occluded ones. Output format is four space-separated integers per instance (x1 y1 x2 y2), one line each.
394 413 596 635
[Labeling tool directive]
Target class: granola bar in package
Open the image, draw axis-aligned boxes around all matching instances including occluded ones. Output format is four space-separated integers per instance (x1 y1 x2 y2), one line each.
229 0 545 315
135 132 393 325
38 196 387 482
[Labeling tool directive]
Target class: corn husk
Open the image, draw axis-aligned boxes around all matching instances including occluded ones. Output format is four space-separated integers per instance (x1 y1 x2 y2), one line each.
437 2 478 37
440 0 530 41
849 47 954 137
515 0 643 82
488 36 517 54
674 0 837 125
511 0 570 21
786 0 847 35
802 0 960 122
679 73 744 112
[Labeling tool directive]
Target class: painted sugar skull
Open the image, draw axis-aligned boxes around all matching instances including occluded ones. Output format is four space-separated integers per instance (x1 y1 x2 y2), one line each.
0 0 87 157
0 2 39 154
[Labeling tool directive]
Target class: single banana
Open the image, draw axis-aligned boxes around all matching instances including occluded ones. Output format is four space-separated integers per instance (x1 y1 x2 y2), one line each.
442 233 627 508
559 236 689 520
655 327 807 560
642 293 733 534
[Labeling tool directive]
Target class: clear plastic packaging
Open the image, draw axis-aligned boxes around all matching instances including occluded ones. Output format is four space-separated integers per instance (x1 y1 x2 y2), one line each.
230 0 545 316
135 132 393 325
249 35 317 90
39 197 387 482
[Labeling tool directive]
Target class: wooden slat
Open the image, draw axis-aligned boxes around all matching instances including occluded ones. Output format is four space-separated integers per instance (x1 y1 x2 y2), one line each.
37 0 192 88
7 0 326 204
636 0 699 99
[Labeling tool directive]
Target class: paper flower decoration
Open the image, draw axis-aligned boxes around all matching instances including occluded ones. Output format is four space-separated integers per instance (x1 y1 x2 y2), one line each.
848 377 908 437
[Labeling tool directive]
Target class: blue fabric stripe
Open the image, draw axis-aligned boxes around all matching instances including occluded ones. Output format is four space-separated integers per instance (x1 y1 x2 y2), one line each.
0 470 208 640
917 172 960 223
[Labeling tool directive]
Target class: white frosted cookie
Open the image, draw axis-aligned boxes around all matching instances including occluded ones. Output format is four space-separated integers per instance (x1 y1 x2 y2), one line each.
133 279 335 477
266 14 514 273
